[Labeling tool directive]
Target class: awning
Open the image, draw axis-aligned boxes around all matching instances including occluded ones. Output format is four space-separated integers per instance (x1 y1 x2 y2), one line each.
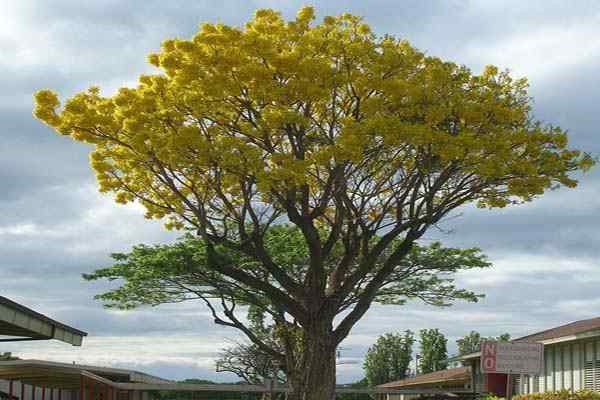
0 360 170 389
0 297 87 346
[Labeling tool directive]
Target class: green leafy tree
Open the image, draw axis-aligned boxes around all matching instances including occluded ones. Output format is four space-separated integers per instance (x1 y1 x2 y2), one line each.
456 331 482 357
418 329 448 373
456 331 511 357
35 5 593 399
84 227 488 397
364 331 415 387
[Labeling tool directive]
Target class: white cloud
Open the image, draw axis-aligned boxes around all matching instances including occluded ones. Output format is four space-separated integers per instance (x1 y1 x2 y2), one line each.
1 335 230 371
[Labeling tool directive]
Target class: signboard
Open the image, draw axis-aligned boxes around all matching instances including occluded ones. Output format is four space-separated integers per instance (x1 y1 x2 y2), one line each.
481 340 544 375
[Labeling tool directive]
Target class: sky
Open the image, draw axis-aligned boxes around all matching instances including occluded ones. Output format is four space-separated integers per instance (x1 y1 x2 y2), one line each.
1 0 600 384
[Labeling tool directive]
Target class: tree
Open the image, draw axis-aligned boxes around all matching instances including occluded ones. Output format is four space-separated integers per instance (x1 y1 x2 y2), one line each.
215 306 284 385
418 329 447 373
364 331 415 387
456 331 511 358
83 229 487 393
34 6 593 399
456 331 481 358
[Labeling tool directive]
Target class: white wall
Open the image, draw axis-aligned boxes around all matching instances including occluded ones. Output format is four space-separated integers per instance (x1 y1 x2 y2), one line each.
517 338 600 394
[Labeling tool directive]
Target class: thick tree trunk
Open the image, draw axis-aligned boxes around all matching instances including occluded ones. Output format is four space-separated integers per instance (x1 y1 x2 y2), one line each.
287 324 337 400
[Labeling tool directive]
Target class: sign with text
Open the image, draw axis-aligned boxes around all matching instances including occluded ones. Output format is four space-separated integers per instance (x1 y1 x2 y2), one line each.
480 340 544 375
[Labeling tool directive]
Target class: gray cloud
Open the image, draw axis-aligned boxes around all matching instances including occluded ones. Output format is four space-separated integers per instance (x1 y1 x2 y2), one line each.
1 0 599 384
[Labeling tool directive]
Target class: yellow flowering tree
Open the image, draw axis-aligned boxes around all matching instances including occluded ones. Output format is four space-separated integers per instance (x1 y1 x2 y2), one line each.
34 7 592 399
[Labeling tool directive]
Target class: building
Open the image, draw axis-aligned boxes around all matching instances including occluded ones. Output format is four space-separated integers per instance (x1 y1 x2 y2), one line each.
0 296 88 400
377 367 472 400
0 296 86 346
461 317 600 396
377 317 600 398
0 359 171 400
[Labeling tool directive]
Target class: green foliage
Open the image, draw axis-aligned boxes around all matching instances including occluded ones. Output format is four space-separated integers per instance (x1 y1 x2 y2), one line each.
364 331 415 387
456 331 511 357
83 226 490 312
514 390 600 400
336 379 371 400
480 394 506 400
418 328 448 373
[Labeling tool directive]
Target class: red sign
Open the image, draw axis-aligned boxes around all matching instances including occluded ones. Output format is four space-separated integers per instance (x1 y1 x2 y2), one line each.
481 340 497 372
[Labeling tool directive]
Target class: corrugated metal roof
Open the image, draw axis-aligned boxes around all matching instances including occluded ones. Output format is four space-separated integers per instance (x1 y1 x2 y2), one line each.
378 367 470 389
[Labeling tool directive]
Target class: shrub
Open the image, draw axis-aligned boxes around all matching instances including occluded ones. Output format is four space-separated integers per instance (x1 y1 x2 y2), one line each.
514 389 600 400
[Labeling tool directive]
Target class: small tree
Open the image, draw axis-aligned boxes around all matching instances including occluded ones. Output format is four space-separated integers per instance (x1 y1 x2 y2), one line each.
418 329 447 373
215 305 284 384
35 6 593 399
456 331 482 357
456 331 511 357
364 331 415 386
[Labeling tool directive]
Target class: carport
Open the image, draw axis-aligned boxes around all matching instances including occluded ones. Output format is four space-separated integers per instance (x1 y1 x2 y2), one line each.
0 296 86 346
0 360 170 400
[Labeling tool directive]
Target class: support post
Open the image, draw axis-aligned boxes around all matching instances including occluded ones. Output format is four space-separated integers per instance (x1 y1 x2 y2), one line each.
80 376 84 400
506 372 512 400
32 386 36 400
41 387 45 400
21 383 25 400
87 381 92 400
9 381 13 400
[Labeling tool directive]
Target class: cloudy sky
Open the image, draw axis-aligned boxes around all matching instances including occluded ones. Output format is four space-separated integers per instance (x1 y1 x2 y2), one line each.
1 0 600 384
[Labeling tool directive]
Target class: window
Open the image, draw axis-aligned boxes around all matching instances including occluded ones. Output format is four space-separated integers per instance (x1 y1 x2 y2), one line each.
584 360 600 390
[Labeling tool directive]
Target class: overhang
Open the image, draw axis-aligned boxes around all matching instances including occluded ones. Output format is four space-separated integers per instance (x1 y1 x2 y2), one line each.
0 360 170 389
0 297 87 346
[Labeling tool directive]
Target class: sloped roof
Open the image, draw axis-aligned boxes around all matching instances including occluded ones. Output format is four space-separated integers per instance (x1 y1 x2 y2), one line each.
0 296 87 346
514 317 600 343
378 367 470 389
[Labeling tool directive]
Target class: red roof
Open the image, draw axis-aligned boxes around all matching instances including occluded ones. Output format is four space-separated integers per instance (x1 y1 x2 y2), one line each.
378 367 470 389
515 317 600 342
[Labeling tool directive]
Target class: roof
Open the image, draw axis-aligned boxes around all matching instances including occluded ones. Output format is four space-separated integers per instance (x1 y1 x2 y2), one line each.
378 367 470 389
0 296 87 346
0 359 171 389
515 317 600 343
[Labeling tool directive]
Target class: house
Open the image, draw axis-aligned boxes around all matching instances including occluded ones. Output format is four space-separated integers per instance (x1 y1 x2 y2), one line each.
461 317 600 396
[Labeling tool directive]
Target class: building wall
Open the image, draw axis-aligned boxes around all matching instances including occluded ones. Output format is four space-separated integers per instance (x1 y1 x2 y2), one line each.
515 338 600 395
0 380 75 400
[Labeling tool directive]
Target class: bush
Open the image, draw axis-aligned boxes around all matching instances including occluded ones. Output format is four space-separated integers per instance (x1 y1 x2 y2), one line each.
480 393 505 400
514 389 600 400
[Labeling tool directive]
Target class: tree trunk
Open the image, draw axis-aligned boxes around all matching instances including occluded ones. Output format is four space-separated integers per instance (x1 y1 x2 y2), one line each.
287 324 337 400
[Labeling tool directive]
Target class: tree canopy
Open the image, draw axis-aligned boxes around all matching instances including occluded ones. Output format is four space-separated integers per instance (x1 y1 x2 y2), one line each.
456 330 511 358
364 331 415 387
34 5 593 399
418 328 448 374
84 226 489 366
